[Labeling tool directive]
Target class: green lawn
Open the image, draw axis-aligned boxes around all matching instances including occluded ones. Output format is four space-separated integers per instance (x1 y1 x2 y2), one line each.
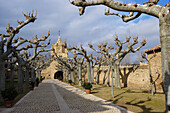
73 83 165 113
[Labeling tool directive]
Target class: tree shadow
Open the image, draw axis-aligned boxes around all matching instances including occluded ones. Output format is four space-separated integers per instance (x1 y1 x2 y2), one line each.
114 90 128 98
120 65 139 87
91 91 98 94
125 97 153 113
93 86 104 90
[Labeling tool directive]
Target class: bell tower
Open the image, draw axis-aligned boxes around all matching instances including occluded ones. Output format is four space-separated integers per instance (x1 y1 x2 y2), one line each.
41 33 68 79
51 34 68 58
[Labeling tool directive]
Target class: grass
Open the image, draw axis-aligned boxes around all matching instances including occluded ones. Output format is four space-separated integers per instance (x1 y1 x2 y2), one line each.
73 83 165 113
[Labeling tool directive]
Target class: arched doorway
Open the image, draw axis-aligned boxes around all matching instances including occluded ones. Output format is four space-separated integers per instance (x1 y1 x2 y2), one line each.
54 71 63 80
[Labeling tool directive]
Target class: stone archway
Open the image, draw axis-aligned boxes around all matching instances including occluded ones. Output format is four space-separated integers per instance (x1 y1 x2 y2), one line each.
54 71 63 80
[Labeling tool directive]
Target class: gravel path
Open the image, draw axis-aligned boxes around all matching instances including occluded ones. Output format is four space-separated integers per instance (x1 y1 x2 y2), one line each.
1 79 133 113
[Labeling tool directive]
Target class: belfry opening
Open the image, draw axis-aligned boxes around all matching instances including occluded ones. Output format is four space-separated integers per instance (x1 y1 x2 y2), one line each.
54 71 63 80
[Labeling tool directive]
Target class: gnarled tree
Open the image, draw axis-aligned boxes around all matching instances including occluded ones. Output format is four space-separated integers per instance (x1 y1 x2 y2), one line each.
142 51 156 95
66 44 93 83
70 0 170 111
73 55 85 86
90 55 104 84
89 35 146 97
0 11 37 93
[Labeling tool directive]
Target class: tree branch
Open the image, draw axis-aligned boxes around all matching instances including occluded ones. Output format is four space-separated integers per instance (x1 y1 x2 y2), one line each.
71 0 166 19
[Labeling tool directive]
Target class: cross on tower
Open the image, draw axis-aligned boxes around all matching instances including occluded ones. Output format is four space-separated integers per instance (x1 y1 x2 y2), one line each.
58 30 60 36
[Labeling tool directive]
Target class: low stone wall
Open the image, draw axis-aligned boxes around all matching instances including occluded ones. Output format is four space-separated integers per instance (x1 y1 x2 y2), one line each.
82 65 163 93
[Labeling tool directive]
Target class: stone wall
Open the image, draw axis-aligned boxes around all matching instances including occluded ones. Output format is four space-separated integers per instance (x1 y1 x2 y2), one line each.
81 63 163 93
147 51 163 92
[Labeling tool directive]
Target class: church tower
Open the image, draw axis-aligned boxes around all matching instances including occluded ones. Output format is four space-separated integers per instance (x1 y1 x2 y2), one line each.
41 34 68 79
51 35 68 58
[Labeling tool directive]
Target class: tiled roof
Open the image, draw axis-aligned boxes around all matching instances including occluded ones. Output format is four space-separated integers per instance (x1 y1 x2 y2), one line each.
145 44 161 53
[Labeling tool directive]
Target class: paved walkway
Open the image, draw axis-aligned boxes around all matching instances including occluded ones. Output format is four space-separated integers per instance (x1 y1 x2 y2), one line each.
1 79 133 113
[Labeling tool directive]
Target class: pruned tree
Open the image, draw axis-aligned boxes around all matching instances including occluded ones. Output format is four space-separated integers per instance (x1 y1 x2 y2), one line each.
89 41 116 88
65 43 93 83
89 54 100 84
0 11 37 95
12 32 50 93
70 0 170 111
142 51 156 95
73 55 85 86
90 55 104 84
89 35 146 96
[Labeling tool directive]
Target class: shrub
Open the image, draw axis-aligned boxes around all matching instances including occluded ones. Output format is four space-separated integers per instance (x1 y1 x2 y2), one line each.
29 81 35 87
1 87 18 101
68 80 72 83
83 82 92 89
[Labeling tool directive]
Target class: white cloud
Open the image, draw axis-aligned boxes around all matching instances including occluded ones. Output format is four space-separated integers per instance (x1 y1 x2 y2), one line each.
0 0 161 59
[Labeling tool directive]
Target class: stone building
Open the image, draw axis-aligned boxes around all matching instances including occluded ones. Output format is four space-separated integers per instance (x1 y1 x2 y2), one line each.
41 39 163 92
144 44 163 92
41 35 68 79
92 44 163 92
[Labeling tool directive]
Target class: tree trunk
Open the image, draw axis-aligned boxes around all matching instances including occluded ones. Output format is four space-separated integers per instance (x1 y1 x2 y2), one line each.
91 66 94 83
0 58 5 91
103 71 107 85
114 63 121 89
71 70 75 84
0 58 5 102
107 65 111 87
68 70 71 80
18 65 23 93
78 64 82 86
36 70 41 79
86 61 91 83
111 65 114 97
96 64 101 84
66 70 69 81
10 67 14 87
31 68 35 83
25 66 29 89
148 62 154 95
159 14 170 112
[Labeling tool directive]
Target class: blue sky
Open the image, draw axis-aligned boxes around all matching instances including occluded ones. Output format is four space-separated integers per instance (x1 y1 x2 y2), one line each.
0 0 168 62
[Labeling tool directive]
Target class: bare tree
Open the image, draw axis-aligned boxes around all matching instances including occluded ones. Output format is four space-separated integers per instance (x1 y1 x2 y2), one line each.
13 32 50 93
92 55 103 84
66 44 93 83
73 55 85 86
89 35 146 98
142 51 156 95
0 11 37 96
70 0 170 111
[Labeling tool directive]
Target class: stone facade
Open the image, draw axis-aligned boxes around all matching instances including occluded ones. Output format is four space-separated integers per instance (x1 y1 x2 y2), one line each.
42 41 163 92
81 44 163 92
41 36 68 79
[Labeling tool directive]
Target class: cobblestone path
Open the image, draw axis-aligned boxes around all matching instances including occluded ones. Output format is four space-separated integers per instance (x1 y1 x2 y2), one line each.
1 79 133 113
